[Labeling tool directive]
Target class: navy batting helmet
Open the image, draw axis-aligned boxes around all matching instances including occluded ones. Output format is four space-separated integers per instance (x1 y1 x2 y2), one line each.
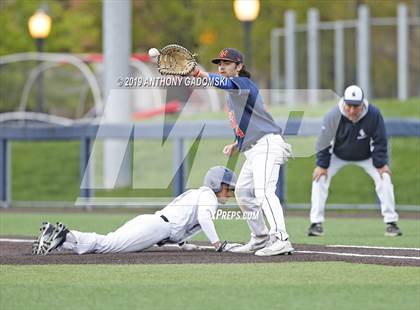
203 166 237 193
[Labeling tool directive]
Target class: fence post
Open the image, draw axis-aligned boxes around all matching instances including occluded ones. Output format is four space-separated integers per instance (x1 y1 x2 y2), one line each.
0 139 10 208
80 137 92 200
398 3 409 101
271 29 281 105
103 0 132 188
285 10 296 105
173 138 185 197
334 21 345 97
357 5 371 98
307 8 319 105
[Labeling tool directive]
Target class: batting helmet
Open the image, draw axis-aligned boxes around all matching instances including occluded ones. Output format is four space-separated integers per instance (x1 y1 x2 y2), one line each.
203 166 237 193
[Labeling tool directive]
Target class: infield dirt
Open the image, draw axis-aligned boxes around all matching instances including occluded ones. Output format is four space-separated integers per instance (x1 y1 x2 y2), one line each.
1 239 418 267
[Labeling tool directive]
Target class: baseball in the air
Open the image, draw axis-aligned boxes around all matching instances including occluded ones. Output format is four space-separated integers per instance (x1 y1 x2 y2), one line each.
148 48 160 58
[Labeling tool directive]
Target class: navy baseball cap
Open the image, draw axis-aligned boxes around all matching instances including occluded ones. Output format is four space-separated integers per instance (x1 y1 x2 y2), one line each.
211 48 243 64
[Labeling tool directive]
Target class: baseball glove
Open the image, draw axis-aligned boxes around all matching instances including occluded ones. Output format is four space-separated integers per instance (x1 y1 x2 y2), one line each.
216 241 242 252
157 44 197 76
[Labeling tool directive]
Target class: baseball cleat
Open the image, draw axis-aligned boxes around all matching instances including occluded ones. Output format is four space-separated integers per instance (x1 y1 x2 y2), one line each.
230 235 269 254
254 239 294 257
385 222 402 237
41 222 70 255
307 223 324 236
32 222 56 255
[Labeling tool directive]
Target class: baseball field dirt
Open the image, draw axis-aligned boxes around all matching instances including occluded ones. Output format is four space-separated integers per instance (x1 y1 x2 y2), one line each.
1 238 418 267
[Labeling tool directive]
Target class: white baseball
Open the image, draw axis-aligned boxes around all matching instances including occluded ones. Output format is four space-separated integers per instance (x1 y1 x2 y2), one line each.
148 48 160 58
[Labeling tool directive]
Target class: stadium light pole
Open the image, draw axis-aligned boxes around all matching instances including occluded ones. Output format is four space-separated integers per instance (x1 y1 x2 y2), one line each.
233 0 260 71
28 5 51 113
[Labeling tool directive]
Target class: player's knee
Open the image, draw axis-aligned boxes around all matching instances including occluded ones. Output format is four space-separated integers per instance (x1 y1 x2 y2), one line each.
312 177 330 189
235 189 261 210
381 172 392 183
235 188 249 203
374 172 393 186
255 188 280 205
254 189 266 204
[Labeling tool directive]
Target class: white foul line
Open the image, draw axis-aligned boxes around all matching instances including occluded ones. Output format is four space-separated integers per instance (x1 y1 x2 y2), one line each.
296 250 420 260
162 244 420 260
0 238 33 243
1 239 419 260
326 244 420 251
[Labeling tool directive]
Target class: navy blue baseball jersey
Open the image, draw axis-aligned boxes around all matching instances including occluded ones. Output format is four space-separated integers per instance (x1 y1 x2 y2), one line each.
316 101 388 168
208 73 281 151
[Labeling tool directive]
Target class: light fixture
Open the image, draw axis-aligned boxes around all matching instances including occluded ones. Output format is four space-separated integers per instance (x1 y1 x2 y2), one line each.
28 10 51 39
233 0 260 22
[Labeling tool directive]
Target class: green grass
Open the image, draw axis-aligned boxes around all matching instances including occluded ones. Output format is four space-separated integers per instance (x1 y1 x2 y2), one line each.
172 97 420 120
12 141 80 201
1 212 419 309
8 98 420 204
11 137 420 205
1 263 419 310
1 212 419 248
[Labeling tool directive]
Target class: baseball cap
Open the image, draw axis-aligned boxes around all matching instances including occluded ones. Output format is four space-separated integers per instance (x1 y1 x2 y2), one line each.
203 166 237 193
211 48 243 64
343 85 364 105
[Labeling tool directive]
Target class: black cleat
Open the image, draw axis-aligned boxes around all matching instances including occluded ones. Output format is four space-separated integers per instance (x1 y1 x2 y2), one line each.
385 222 402 237
41 222 70 255
307 223 324 236
32 222 56 255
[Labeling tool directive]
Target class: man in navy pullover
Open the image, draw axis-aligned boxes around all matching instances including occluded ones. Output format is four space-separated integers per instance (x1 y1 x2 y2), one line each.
308 85 402 237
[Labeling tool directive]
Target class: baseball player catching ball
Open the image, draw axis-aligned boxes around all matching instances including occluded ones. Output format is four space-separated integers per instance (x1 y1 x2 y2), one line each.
192 48 294 256
33 166 241 255
308 85 402 237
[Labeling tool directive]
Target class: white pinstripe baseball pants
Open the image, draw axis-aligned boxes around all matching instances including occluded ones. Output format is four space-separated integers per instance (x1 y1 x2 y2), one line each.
235 134 291 241
62 214 171 254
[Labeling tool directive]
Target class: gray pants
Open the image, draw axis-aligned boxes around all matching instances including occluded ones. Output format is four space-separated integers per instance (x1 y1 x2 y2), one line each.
310 155 399 224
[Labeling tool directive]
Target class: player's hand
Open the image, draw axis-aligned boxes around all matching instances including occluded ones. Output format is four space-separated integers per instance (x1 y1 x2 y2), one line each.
313 166 328 182
214 241 241 252
223 243 242 251
190 66 208 78
214 241 226 252
190 66 200 77
377 165 391 179
223 143 237 157
179 242 201 251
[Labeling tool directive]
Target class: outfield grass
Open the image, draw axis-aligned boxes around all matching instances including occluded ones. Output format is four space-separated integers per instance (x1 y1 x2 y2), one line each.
11 137 420 205
1 212 419 248
1 263 419 310
175 97 420 120
8 98 420 204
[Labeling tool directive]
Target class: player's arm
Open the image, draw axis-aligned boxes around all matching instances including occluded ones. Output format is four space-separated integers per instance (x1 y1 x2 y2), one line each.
222 141 238 156
197 191 235 250
197 205 220 248
191 66 209 79
191 67 238 90
371 110 389 176
314 107 341 181
197 202 240 252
